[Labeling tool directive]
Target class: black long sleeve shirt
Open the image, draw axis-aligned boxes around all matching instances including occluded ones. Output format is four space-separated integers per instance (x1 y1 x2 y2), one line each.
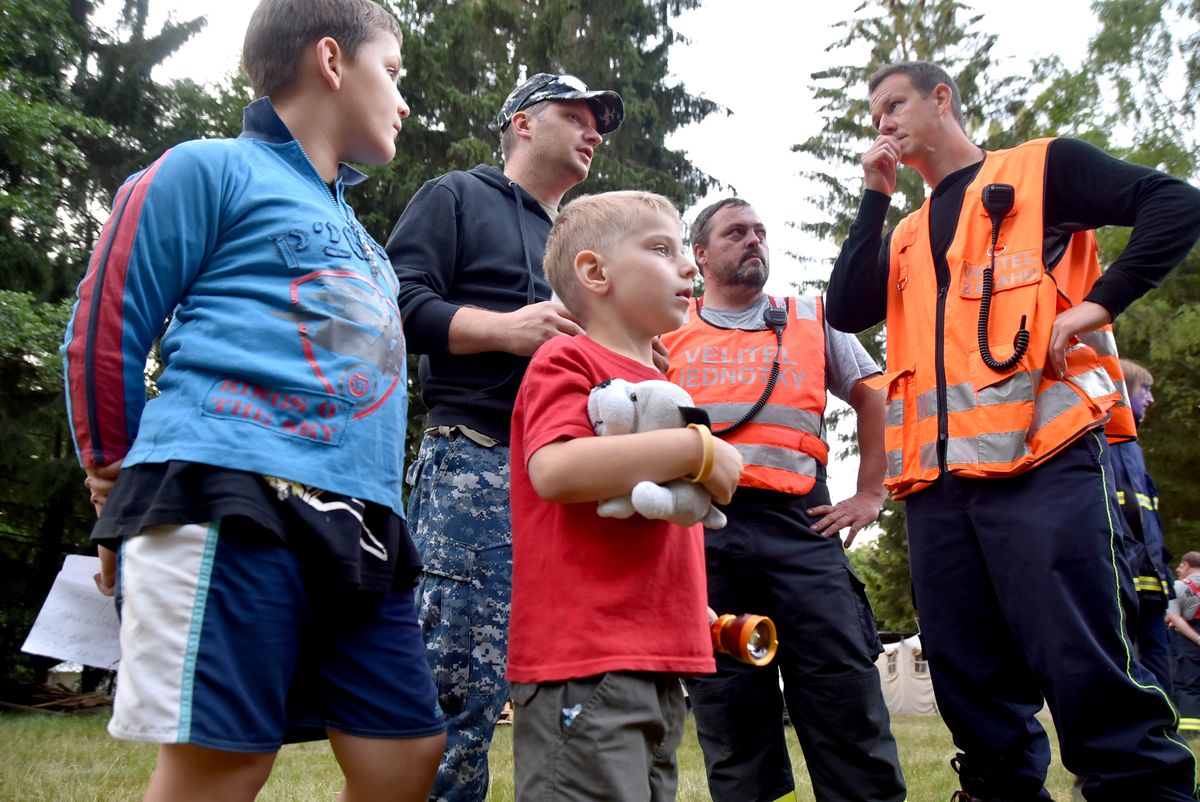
827 138 1200 334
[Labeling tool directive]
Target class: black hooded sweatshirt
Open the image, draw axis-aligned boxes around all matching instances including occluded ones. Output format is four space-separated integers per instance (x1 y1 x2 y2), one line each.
385 164 553 443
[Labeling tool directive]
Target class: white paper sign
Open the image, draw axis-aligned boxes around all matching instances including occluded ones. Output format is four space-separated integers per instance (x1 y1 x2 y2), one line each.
21 555 120 669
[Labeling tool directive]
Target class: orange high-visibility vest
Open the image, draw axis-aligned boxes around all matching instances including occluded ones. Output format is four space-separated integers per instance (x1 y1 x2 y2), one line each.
874 138 1136 498
663 296 830 496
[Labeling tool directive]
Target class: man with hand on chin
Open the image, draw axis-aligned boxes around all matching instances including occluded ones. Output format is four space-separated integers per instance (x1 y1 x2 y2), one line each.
828 60 1200 802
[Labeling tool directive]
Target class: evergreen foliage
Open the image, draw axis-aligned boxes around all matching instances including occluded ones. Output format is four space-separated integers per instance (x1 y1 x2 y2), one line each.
354 0 719 239
0 0 716 689
0 0 215 690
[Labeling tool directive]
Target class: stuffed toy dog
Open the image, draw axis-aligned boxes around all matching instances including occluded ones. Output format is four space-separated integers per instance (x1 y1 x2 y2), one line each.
587 378 727 528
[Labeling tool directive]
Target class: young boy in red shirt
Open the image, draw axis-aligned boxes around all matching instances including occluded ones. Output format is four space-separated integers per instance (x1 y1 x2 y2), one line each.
507 191 743 800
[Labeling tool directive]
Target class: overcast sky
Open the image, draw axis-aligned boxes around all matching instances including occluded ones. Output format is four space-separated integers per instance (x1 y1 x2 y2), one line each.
140 0 1097 292
126 0 1100 522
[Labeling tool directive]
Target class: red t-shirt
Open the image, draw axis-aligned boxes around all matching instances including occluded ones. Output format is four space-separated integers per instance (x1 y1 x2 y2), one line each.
506 335 714 683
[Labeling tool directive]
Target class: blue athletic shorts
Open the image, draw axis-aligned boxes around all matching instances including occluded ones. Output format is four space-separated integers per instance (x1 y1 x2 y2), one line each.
109 520 444 752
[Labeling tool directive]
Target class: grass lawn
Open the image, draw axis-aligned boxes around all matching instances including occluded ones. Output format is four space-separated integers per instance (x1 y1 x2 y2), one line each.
0 708 1115 801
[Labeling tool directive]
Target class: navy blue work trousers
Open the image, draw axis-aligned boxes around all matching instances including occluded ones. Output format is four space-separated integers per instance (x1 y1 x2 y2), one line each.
906 431 1196 802
1171 630 1200 735
686 485 907 802
1137 595 1173 694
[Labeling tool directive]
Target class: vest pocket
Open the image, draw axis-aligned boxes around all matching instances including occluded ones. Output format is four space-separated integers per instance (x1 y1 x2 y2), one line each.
867 366 915 483
961 361 1039 472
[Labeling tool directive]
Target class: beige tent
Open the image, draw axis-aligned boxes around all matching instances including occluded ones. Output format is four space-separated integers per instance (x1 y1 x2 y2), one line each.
875 635 938 715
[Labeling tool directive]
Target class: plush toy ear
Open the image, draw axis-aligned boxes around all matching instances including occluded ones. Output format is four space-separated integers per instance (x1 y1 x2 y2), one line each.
588 378 637 436
680 406 711 427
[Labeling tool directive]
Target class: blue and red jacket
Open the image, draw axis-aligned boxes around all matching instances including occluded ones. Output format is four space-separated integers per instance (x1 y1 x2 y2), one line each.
62 98 409 515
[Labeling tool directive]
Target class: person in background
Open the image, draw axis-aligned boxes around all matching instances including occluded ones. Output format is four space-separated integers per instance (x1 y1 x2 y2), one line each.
1169 552 1200 738
1108 359 1173 688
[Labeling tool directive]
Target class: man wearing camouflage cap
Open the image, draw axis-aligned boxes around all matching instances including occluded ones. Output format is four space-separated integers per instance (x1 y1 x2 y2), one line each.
385 72 623 802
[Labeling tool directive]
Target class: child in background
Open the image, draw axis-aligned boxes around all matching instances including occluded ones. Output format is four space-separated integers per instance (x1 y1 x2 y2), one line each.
507 191 743 801
62 1 444 799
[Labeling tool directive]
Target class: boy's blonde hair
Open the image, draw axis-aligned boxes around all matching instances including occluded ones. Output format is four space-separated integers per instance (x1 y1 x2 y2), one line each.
1120 358 1154 395
243 0 402 99
544 191 681 315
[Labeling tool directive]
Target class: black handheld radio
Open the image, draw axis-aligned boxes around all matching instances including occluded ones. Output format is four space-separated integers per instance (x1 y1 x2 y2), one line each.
977 183 1030 372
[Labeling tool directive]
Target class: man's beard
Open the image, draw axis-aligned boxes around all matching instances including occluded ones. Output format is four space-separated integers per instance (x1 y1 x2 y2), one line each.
725 254 768 289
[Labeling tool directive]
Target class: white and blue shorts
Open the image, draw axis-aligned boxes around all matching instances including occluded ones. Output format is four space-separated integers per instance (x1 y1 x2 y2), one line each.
109 520 443 752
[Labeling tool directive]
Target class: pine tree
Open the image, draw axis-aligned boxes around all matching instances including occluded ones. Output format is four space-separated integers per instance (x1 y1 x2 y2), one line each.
356 0 719 462
1079 0 1200 558
0 0 230 690
355 0 718 239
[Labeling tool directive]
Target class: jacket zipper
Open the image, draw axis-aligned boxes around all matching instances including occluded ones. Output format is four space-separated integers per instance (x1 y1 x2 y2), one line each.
295 147 379 278
935 278 950 472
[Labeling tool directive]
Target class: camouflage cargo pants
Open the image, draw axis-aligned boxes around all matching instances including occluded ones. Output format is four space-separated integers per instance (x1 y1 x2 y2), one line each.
407 430 511 802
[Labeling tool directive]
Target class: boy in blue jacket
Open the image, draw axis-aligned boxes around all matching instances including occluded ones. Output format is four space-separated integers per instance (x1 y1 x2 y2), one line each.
62 1 445 799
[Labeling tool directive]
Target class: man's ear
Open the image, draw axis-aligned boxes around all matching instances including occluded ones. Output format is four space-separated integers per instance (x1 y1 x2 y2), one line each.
575 250 609 296
933 83 954 117
693 243 707 276
510 109 535 143
315 36 344 91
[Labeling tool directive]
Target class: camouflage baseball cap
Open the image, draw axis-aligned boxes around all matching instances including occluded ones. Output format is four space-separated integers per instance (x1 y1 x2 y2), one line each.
496 72 624 135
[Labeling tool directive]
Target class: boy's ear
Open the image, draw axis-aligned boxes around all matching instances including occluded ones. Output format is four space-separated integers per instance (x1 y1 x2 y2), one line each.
575 250 609 296
315 36 344 91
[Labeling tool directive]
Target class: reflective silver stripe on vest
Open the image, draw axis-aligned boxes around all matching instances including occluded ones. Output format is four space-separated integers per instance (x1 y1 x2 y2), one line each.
1067 365 1116 401
915 431 1032 473
916 386 938 421
1078 329 1118 358
1031 381 1083 432
735 443 820 478
1112 378 1131 408
886 399 904 428
945 430 1031 466
793 296 819 321
701 402 823 436
915 374 1039 423
886 449 902 479
978 370 1039 407
920 441 938 472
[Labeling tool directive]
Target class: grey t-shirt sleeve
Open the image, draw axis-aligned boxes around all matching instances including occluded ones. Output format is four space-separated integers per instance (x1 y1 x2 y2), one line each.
824 319 881 404
1179 578 1200 621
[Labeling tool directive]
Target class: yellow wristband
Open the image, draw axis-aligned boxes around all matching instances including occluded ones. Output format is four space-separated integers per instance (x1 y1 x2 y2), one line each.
686 423 715 484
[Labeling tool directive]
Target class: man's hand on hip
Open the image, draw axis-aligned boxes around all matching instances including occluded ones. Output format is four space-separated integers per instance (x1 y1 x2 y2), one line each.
1047 300 1112 379
807 490 884 548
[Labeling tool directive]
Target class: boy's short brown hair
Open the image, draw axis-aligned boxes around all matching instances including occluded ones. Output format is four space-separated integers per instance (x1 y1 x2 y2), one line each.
544 191 681 316
243 0 402 99
1120 358 1154 396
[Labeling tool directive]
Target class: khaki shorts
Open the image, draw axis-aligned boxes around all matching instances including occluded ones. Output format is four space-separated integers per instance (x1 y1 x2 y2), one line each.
511 672 685 801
